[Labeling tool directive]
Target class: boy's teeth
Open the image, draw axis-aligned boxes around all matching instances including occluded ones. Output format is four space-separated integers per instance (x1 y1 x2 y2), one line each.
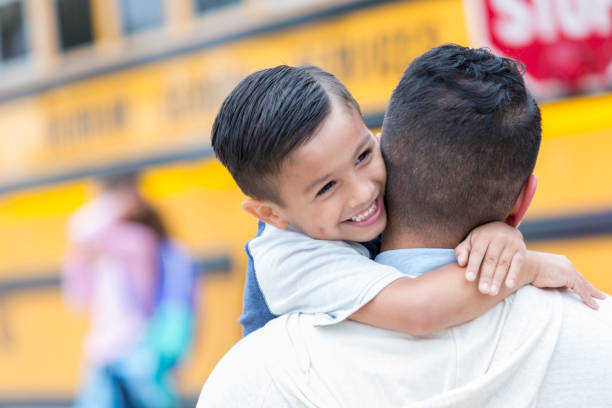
350 201 377 222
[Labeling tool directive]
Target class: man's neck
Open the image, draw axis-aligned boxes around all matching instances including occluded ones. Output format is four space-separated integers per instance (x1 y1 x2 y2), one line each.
380 223 462 252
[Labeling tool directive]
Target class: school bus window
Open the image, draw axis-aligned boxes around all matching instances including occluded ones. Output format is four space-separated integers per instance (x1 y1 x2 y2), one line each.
119 0 164 35
194 0 241 15
55 0 93 50
0 0 27 62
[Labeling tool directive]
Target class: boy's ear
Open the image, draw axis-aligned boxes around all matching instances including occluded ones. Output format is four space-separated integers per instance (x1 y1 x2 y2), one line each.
242 199 289 230
504 174 538 228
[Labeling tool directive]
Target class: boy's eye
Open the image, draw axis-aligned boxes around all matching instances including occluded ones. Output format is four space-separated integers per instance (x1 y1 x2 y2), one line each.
316 181 335 197
356 149 372 164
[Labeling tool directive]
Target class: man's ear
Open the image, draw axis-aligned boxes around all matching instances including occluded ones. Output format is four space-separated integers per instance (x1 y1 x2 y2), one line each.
505 174 538 228
241 199 289 229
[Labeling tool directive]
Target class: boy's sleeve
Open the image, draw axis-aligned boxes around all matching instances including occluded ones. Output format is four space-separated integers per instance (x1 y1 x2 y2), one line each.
249 225 405 325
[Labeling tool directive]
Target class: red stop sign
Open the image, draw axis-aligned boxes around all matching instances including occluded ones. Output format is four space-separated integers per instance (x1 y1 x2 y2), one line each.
467 0 612 98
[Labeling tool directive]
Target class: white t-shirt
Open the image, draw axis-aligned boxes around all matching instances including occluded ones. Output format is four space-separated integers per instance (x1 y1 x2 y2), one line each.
199 287 612 407
248 224 405 325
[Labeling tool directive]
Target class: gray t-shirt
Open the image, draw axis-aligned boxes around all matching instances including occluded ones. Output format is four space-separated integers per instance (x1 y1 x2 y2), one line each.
247 224 405 325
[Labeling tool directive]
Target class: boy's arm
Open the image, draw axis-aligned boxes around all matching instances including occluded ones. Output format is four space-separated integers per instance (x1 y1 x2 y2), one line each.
249 225 406 323
350 250 603 335
349 261 529 335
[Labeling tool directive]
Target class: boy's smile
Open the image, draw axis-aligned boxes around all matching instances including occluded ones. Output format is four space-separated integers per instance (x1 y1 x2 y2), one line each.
272 100 387 242
343 196 383 226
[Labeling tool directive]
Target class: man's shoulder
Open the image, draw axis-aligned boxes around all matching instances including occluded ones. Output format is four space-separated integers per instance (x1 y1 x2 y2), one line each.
453 285 563 346
198 315 306 407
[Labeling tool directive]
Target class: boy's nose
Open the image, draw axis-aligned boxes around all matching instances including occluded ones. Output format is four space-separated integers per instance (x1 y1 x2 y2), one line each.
348 179 375 209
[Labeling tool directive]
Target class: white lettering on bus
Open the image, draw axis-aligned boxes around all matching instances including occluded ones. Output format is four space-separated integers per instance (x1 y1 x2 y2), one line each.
490 0 533 47
490 0 612 47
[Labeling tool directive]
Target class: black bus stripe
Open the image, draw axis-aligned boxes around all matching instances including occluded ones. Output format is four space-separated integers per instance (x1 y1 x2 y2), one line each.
0 255 231 296
0 145 214 195
519 210 612 242
3 210 612 298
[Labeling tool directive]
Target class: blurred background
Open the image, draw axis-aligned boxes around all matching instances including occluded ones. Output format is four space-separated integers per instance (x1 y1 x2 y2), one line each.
0 0 611 406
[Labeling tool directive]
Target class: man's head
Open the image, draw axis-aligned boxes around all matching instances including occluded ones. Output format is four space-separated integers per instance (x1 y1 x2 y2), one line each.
382 44 541 244
213 65 387 241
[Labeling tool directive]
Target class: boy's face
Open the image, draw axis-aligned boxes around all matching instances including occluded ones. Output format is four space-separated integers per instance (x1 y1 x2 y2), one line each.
273 101 387 242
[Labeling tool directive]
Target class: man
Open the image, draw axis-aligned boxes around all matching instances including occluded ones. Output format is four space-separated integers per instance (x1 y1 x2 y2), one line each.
198 45 612 407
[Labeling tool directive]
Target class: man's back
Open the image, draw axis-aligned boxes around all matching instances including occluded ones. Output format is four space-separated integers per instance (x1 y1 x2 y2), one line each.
200 284 612 407
287 281 563 406
537 291 612 407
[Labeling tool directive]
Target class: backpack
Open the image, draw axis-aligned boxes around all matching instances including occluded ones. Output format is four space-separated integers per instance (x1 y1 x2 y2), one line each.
146 240 199 370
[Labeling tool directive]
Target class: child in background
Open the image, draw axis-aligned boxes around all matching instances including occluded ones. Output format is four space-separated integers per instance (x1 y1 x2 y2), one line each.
211 65 602 337
63 173 197 408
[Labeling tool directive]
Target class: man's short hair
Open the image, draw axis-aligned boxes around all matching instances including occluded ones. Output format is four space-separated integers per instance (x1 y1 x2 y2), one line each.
382 44 541 238
212 65 361 204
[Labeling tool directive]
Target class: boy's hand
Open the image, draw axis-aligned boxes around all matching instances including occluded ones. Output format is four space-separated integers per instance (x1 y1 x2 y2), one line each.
528 251 606 309
455 222 525 296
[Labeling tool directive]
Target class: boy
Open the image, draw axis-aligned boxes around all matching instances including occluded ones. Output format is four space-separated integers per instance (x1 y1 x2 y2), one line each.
212 65 602 336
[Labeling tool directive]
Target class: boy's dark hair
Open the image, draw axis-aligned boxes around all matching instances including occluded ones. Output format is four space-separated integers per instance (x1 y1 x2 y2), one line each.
382 44 541 239
212 65 361 204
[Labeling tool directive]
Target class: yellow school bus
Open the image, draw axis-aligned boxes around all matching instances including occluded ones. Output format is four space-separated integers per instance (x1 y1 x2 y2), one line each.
0 0 611 405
